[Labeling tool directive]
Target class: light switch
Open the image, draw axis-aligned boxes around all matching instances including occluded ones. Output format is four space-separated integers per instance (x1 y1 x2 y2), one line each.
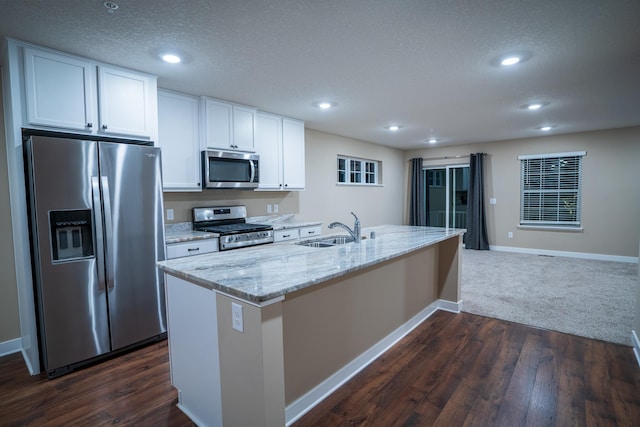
274 204 279 213
267 204 272 213
489 198 496 205
166 209 174 220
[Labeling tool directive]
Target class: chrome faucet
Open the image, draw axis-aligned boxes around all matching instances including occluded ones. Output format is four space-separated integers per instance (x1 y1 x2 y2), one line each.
328 212 361 243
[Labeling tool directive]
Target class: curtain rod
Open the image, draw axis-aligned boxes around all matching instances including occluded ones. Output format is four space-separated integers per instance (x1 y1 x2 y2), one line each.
409 154 471 162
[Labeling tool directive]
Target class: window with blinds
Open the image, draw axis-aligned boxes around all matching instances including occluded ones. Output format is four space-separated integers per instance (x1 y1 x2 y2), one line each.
518 151 585 227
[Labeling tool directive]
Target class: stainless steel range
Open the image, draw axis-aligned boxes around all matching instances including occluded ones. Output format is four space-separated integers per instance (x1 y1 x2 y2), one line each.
193 206 274 251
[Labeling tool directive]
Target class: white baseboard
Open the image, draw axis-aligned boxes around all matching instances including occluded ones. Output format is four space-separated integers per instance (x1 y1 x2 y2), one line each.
285 300 457 426
0 338 21 358
438 299 463 313
632 330 640 369
489 245 638 264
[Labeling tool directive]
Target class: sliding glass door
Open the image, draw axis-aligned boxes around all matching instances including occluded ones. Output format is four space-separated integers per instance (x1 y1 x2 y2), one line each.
425 165 469 228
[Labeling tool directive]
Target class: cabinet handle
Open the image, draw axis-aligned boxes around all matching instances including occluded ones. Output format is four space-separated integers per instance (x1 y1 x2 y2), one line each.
197 183 201 186
187 247 200 252
87 123 93 128
285 184 288 188
308 231 315 235
283 234 291 238
102 124 108 130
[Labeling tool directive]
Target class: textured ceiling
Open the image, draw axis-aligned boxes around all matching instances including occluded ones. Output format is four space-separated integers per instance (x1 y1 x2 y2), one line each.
1 0 639 149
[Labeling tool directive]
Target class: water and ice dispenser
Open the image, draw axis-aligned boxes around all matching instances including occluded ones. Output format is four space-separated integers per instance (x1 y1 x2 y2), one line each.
49 210 94 262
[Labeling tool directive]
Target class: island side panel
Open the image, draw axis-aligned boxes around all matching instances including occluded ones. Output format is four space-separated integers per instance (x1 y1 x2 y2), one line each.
216 294 286 427
437 234 462 303
282 245 438 405
164 275 223 426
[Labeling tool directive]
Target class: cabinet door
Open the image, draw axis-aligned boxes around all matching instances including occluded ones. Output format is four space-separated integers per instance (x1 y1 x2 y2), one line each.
254 112 282 190
23 47 94 132
98 66 154 138
232 106 256 151
202 98 232 150
282 118 306 190
158 90 201 191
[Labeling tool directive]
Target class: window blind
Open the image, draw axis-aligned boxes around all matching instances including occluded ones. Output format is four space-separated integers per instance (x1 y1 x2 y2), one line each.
519 152 585 226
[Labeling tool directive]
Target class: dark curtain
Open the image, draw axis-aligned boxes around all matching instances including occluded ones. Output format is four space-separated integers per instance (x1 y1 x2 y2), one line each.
465 153 490 250
409 158 427 226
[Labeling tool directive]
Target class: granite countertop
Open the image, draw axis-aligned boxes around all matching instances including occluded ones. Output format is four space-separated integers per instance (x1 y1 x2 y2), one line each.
247 214 322 231
165 222 218 244
165 230 219 244
157 225 465 304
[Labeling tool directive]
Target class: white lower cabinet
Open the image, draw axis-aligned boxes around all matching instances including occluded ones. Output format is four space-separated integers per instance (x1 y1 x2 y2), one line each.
274 225 322 242
166 239 218 259
298 225 322 239
274 229 299 242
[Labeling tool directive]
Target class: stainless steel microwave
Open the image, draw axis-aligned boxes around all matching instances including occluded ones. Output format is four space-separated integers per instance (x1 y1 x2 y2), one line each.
202 150 260 189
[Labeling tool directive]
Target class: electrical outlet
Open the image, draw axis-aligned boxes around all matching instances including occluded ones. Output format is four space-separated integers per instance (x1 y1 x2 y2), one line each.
274 204 279 213
231 303 243 332
508 231 513 239
166 209 174 221
267 204 272 214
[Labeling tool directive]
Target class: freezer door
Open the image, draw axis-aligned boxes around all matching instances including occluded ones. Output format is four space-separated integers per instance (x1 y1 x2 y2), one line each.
98 142 166 350
25 137 110 372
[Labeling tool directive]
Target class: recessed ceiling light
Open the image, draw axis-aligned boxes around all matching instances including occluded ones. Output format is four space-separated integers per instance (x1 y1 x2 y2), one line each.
385 125 401 131
313 101 336 109
103 1 119 13
428 138 439 144
493 51 532 67
521 102 548 110
161 53 182 64
537 125 556 131
501 56 520 66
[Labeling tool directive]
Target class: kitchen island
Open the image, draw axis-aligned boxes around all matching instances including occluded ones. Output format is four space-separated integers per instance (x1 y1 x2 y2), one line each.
157 225 465 427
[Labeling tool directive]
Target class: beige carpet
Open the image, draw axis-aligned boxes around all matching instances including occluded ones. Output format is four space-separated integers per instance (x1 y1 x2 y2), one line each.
460 249 638 346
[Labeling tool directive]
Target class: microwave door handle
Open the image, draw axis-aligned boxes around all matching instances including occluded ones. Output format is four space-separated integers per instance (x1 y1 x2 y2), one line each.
92 177 106 291
101 176 116 290
250 159 256 183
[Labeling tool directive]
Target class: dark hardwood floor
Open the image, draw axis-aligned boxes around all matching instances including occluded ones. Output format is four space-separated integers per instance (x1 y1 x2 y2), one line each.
1 311 638 426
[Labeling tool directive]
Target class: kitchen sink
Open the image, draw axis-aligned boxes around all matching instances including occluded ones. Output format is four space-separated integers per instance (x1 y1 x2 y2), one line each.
297 235 355 248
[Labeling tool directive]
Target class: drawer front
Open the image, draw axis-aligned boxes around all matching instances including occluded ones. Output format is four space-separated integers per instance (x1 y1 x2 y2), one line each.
298 226 322 238
274 229 300 242
166 239 218 259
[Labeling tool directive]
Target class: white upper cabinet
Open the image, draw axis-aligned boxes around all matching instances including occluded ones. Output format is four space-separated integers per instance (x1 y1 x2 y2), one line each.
254 112 283 190
232 105 256 152
24 47 95 132
254 114 305 191
97 66 155 138
282 118 305 190
201 97 255 152
158 90 202 192
22 45 157 141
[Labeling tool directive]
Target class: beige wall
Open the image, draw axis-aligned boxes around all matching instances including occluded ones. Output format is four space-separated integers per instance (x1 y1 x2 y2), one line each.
164 128 407 231
406 127 640 258
0 77 20 344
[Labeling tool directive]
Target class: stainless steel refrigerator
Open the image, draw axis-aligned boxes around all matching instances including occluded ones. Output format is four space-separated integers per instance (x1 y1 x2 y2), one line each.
25 134 166 377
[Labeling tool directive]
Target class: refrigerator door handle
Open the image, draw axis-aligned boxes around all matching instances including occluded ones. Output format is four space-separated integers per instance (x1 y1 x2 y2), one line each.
92 177 106 291
101 176 116 290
